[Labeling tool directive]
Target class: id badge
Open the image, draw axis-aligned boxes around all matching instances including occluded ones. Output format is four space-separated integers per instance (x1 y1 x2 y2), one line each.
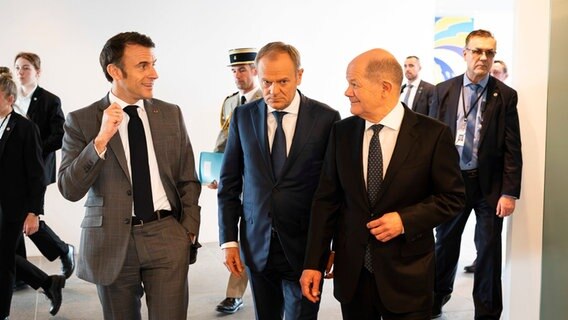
455 122 466 146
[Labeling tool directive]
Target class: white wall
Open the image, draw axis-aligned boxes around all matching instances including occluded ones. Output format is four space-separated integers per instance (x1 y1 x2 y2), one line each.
1 0 546 317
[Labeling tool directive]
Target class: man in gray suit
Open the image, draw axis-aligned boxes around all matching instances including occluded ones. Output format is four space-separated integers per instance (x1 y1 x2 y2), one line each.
58 32 201 320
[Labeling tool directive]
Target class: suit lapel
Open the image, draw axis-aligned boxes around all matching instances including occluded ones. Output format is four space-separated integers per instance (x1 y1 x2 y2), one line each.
478 77 498 146
250 100 273 178
282 93 315 179
351 118 369 208
412 82 424 110
98 96 130 181
0 113 18 159
373 108 417 210
26 87 41 118
443 76 463 136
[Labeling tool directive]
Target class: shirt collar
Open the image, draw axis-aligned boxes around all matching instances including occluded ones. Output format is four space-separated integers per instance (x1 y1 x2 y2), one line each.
407 77 421 87
19 84 38 98
242 86 260 103
108 91 145 112
266 90 300 115
463 74 489 89
365 101 404 132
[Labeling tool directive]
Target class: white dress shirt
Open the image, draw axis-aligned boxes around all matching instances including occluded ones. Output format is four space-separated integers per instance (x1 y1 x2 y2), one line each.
401 78 421 109
14 85 37 116
362 102 404 186
108 91 171 213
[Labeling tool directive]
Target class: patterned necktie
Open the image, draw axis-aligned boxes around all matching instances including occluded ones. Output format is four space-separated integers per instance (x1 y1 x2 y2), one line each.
462 84 480 165
123 105 154 220
240 96 246 105
271 111 287 179
364 124 384 273
403 84 414 106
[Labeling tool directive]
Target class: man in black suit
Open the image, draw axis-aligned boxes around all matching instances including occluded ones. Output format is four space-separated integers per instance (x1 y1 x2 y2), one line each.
431 30 522 320
300 48 465 320
0 71 64 319
218 41 340 319
14 52 75 279
400 56 435 116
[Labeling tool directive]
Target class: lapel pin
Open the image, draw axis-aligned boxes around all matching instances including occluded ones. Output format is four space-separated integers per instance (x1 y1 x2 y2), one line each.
33 97 38 101
493 92 498 97
152 108 158 113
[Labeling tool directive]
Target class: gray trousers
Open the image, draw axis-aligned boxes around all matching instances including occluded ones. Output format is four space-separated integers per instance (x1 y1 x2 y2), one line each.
97 216 190 320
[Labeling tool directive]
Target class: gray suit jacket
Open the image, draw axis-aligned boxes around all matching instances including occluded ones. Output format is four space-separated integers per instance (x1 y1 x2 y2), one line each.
58 95 201 285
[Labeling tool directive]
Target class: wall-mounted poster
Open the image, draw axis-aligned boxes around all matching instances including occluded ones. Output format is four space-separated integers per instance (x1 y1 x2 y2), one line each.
434 17 474 83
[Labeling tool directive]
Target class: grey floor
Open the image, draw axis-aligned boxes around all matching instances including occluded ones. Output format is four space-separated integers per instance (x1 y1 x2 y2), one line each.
10 221 478 320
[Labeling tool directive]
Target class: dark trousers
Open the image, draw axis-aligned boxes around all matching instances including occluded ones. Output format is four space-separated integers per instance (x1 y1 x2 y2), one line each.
16 220 68 261
247 233 321 320
16 255 49 290
0 219 24 318
434 173 503 320
341 268 431 320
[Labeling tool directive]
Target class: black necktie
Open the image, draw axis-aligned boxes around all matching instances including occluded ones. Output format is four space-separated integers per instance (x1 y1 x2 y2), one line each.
241 96 246 105
365 124 384 273
123 105 154 221
271 111 287 179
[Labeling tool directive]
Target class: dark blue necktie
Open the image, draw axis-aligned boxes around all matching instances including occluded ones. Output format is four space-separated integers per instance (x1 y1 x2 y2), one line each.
271 111 287 179
365 124 384 273
462 84 480 165
123 105 154 220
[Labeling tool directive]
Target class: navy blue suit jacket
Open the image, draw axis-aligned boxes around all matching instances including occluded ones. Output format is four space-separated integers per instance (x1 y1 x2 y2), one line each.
218 91 340 273
430 75 522 207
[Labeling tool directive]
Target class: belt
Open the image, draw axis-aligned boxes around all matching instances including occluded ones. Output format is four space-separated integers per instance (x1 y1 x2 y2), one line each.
462 169 479 178
131 210 173 226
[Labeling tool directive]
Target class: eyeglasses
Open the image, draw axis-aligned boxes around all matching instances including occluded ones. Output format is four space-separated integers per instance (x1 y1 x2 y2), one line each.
465 48 496 59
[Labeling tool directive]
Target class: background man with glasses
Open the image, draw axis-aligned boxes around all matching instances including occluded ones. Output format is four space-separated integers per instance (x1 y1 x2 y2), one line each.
430 29 522 320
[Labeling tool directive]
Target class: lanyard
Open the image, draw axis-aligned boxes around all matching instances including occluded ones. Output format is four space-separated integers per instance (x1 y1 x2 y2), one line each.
461 84 487 121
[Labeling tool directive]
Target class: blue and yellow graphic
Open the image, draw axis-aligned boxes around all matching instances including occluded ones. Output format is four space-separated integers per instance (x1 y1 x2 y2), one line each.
434 17 474 83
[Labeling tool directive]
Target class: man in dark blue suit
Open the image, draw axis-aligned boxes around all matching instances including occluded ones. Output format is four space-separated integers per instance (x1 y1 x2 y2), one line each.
431 30 522 320
218 41 340 320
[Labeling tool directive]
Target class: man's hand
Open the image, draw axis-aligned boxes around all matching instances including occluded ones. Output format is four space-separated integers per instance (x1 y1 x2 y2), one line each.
207 180 218 189
367 212 404 242
223 247 245 277
94 103 124 152
23 213 39 236
300 269 322 303
496 196 516 218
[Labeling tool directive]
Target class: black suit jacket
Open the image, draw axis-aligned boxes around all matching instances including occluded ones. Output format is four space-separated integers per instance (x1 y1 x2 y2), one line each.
430 75 522 207
218 91 340 273
0 112 45 223
402 80 435 116
25 86 64 185
304 107 465 312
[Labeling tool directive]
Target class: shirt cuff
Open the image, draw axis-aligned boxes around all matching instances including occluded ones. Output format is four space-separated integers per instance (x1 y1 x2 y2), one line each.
221 241 239 249
93 143 107 159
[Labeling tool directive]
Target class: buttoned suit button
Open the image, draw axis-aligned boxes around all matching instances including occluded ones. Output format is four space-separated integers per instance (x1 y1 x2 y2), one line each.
127 190 132 196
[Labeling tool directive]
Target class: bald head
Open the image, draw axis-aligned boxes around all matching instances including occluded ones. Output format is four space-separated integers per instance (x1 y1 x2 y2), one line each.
345 49 404 122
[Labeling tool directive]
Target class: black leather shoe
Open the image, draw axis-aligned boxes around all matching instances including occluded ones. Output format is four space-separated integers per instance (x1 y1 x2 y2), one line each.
464 259 476 273
43 275 65 316
61 244 75 279
216 297 243 314
431 294 451 319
